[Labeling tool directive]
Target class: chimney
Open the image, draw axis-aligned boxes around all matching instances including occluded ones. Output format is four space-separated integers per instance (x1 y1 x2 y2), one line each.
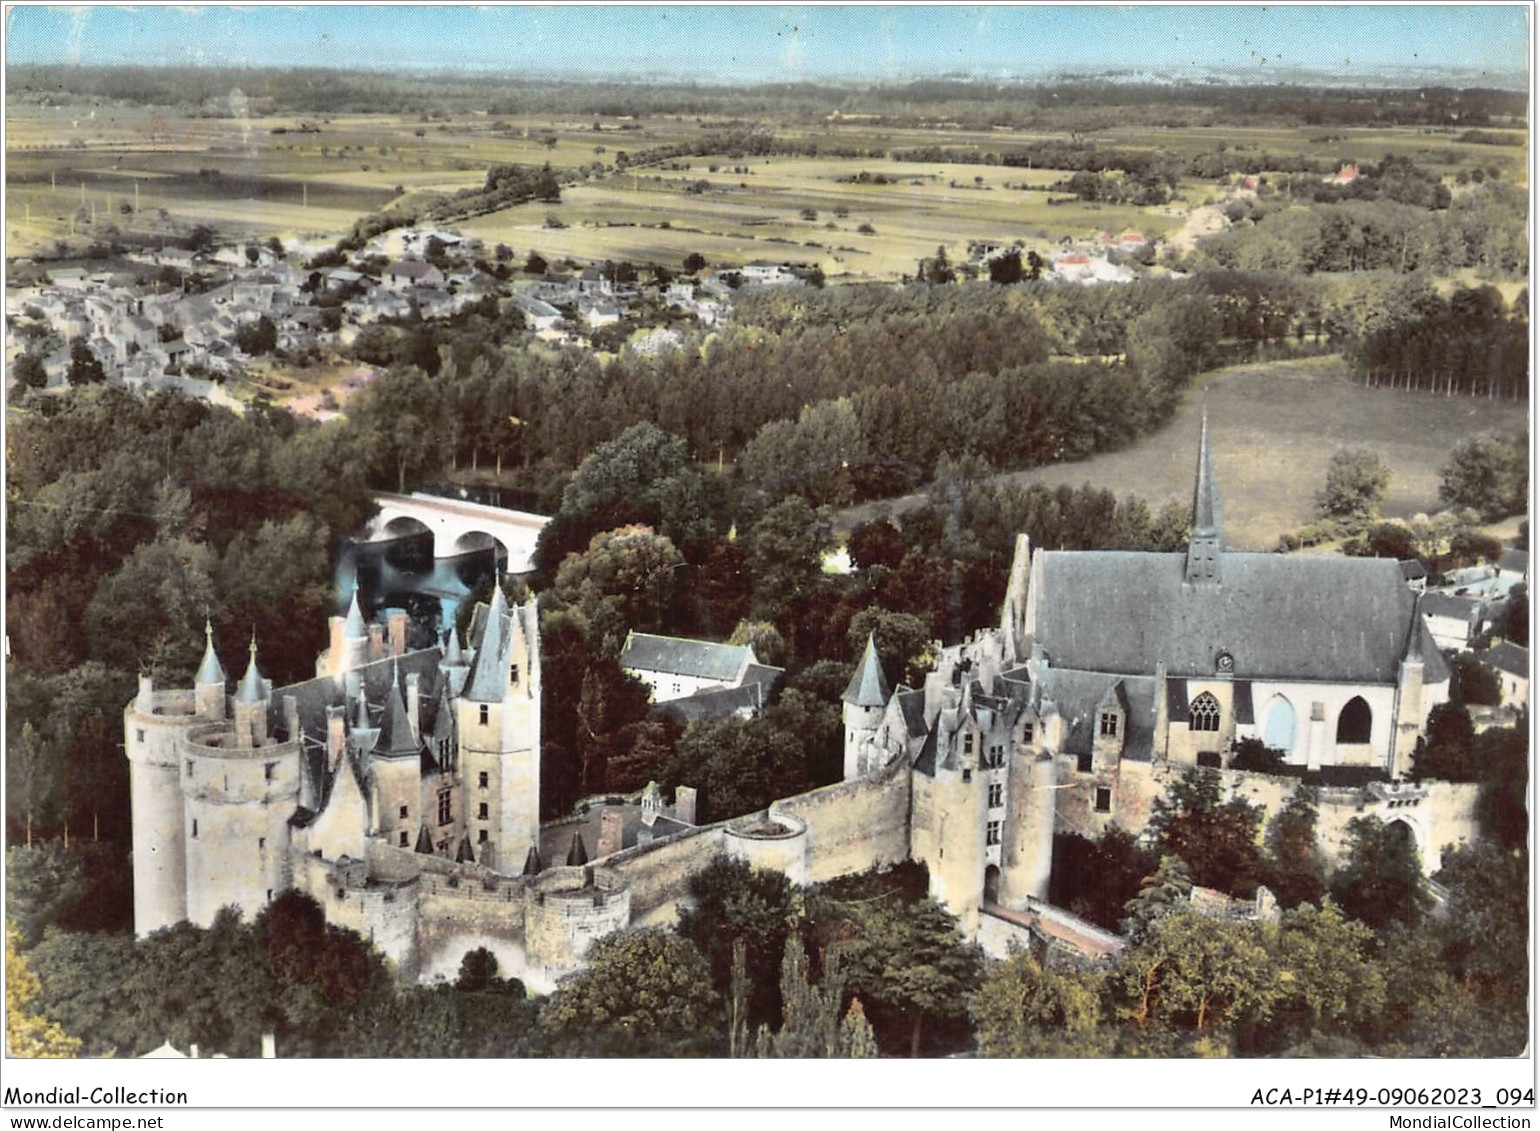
327 615 345 679
674 786 698 826
597 809 625 857
326 706 346 772
368 623 385 663
137 674 154 713
405 672 421 742
387 609 408 657
283 695 300 743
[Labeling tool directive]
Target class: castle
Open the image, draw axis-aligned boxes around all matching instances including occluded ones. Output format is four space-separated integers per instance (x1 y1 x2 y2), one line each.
127 423 1483 984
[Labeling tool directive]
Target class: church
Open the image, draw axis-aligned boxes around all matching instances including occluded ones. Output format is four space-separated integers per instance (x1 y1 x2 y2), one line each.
841 419 1464 936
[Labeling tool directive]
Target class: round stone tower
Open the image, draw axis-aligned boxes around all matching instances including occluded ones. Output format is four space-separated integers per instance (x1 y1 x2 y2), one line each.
124 621 228 937
842 634 891 779
181 638 302 926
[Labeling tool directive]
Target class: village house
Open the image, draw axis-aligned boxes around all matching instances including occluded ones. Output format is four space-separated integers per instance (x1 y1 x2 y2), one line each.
618 632 783 704
1420 592 1487 652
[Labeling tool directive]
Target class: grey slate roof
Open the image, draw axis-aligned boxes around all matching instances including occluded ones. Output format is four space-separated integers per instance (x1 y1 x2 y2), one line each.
1043 669 1157 761
1035 551 1420 683
195 622 227 686
236 641 266 703
1479 641 1529 679
844 634 891 707
1420 592 1484 623
375 668 421 758
896 689 929 738
464 588 511 703
620 632 752 683
654 682 771 725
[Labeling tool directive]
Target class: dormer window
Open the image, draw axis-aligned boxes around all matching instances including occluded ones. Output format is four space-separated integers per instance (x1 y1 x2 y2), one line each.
963 733 974 755
1099 712 1119 737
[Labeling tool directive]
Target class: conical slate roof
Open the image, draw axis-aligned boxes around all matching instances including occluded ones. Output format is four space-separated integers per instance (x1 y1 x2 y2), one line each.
464 587 510 703
522 845 543 876
375 663 419 758
343 586 367 639
414 824 435 854
195 620 227 686
566 832 589 867
456 836 476 864
843 634 891 707
442 626 465 666
235 635 265 703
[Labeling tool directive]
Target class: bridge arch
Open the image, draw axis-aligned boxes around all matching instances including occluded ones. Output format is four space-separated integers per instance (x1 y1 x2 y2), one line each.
449 529 509 561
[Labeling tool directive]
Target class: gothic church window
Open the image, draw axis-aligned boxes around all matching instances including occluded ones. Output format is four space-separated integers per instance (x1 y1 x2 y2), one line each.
1189 692 1221 732
1336 696 1372 744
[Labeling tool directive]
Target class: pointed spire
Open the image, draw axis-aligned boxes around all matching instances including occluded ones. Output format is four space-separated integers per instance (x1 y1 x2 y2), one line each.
455 836 476 864
376 663 419 757
195 619 227 686
843 633 892 708
1184 413 1224 586
235 632 265 703
414 823 435 854
343 583 367 639
566 831 589 867
522 845 543 876
354 685 372 731
442 625 465 666
1192 411 1222 538
487 581 509 623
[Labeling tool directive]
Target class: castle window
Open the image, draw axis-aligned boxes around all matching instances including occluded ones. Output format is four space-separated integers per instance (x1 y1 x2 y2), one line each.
1077 752 1093 774
964 733 974 755
191 819 198 838
510 663 519 684
1100 712 1119 737
438 789 452 826
1189 692 1221 733
258 837 266 849
186 760 194 777
986 821 1001 846
961 769 972 784
478 802 489 820
1023 722 1034 743
136 728 145 744
399 805 409 820
399 831 409 847
478 772 489 789
479 704 489 726
988 783 1003 808
1094 788 1112 813
478 829 488 843
264 762 276 782
1336 696 1372 744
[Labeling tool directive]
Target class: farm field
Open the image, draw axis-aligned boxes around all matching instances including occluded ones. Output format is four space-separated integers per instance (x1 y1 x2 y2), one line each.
841 356 1529 551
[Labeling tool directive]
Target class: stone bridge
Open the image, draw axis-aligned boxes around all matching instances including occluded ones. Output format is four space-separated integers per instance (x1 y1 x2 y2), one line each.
368 493 549 576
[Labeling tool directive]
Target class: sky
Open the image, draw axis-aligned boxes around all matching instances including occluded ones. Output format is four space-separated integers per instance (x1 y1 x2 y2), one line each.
2 4 1531 86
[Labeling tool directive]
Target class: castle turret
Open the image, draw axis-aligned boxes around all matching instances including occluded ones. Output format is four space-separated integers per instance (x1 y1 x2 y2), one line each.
372 662 424 849
457 587 541 872
843 634 891 780
181 634 301 927
194 620 227 719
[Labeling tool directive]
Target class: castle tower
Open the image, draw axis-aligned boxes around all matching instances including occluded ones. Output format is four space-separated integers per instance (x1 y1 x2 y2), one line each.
322 585 371 683
371 662 425 850
456 586 541 873
843 634 891 780
126 664 219 936
181 636 302 926
1184 413 1224 587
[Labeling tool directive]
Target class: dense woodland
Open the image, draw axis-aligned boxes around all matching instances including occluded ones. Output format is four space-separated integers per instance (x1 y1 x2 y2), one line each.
11 66 1526 132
